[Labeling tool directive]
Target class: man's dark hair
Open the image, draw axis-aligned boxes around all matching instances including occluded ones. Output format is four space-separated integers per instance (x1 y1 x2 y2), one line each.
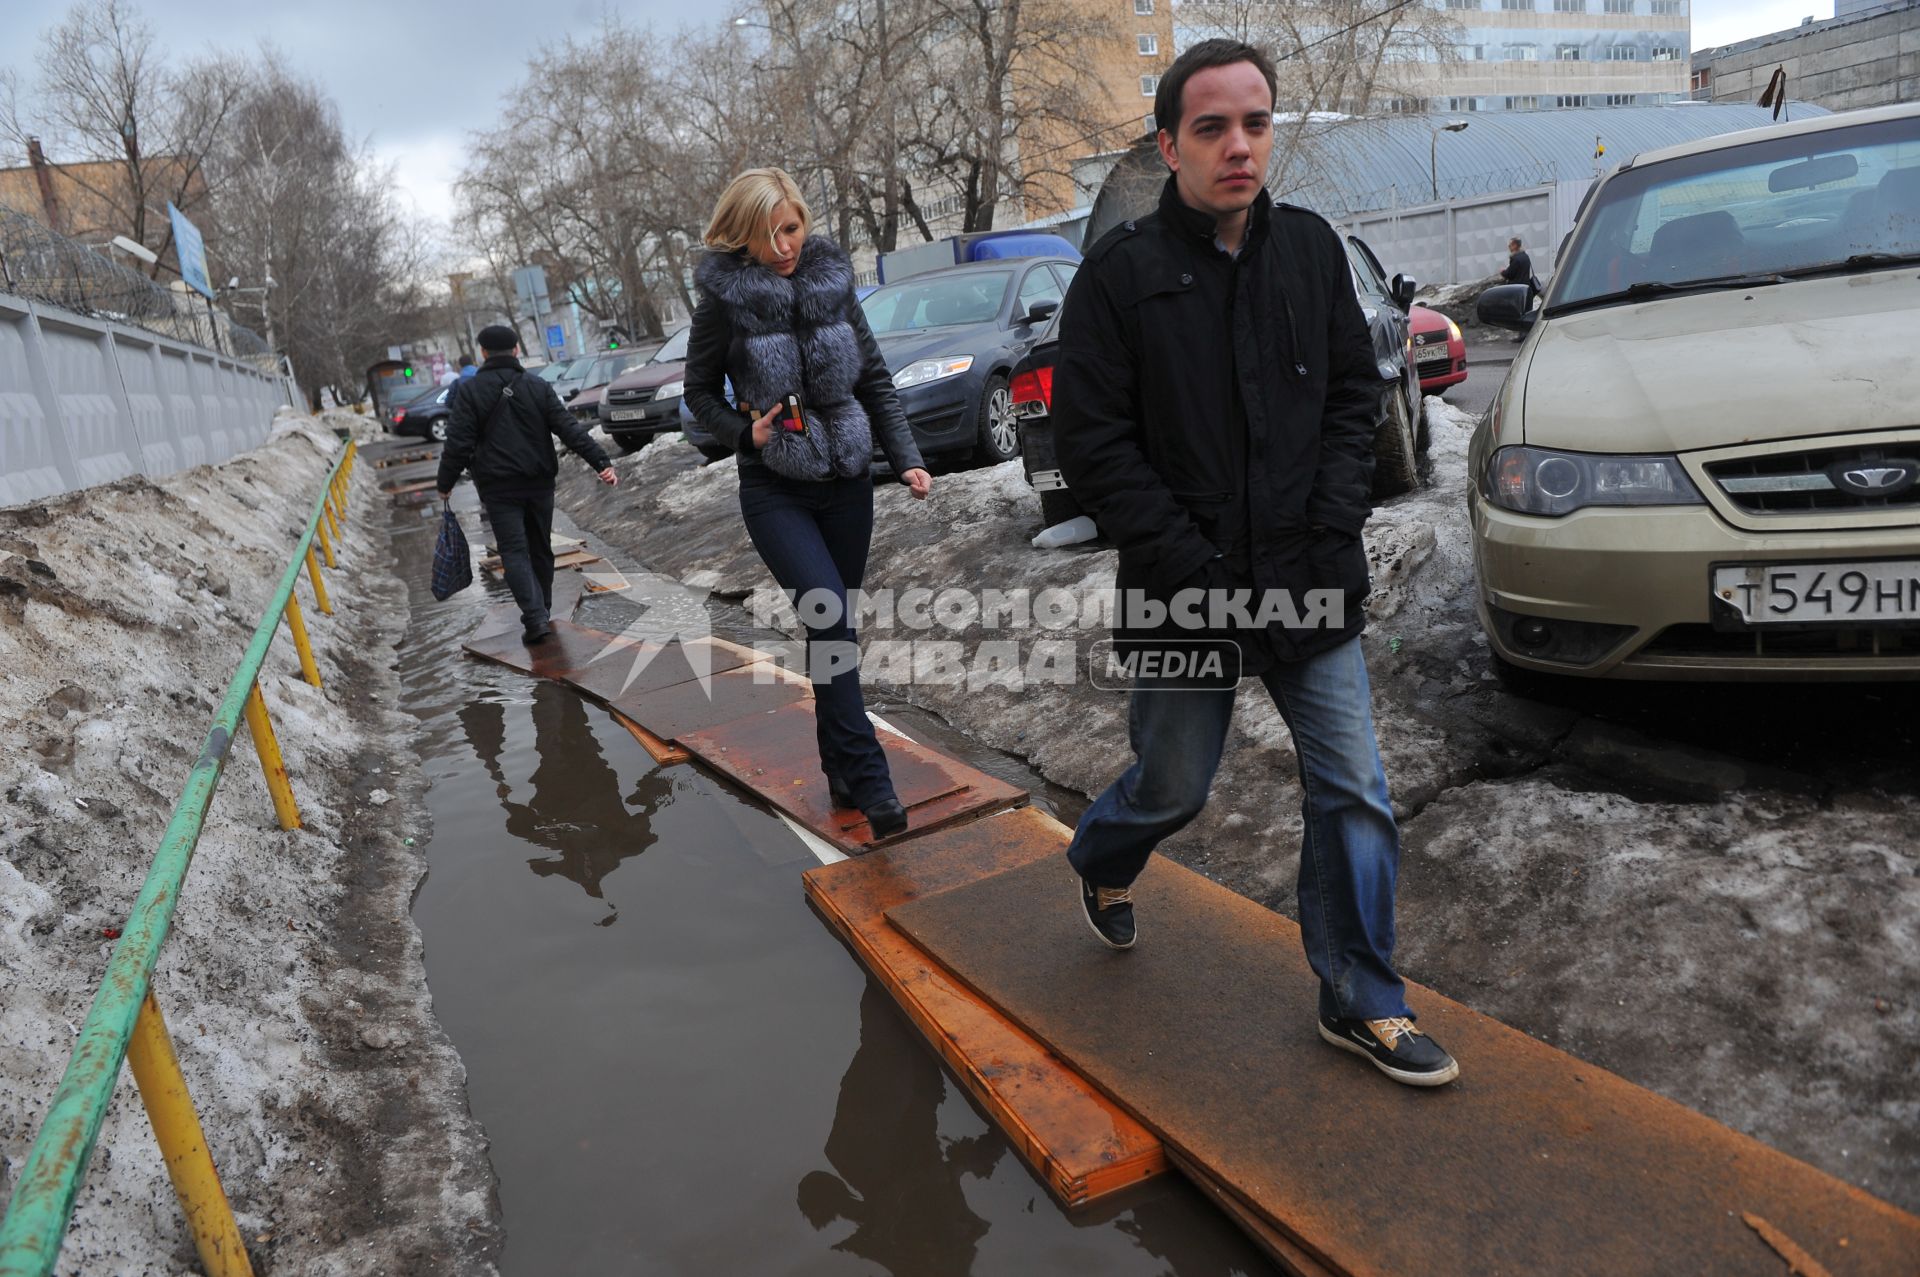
1509 237 1523 248
1154 38 1279 139
458 354 474 368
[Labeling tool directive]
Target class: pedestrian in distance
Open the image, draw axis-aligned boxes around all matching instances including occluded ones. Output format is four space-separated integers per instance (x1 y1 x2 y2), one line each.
435 324 618 645
682 167 932 840
458 353 479 380
1052 38 1458 1087
1503 236 1542 305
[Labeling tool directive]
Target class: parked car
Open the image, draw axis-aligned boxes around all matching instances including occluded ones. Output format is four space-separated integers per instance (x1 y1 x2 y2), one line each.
537 358 577 385
1011 231 1426 531
859 257 1077 466
1472 100 1920 681
388 383 452 441
599 325 691 454
554 348 653 403
1409 304 1467 395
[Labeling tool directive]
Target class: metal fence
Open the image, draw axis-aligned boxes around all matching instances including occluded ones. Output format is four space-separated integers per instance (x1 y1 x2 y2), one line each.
0 206 273 364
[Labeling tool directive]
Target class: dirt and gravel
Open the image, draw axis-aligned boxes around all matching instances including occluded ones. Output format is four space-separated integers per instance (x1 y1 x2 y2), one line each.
0 413 500 1274
555 405 1918 1215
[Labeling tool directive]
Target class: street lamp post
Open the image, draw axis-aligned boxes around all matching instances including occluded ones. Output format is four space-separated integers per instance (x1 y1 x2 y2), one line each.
1430 120 1469 203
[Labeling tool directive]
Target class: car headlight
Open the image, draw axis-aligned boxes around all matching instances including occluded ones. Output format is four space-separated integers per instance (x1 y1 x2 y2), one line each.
1445 317 1462 342
1484 446 1704 517
654 379 683 400
892 356 974 389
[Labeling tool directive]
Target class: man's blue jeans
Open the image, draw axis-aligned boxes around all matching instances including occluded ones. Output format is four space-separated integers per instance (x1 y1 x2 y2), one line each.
1066 637 1410 1022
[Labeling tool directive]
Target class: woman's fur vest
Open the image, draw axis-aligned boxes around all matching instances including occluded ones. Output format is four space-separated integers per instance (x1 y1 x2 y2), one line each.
692 237 878 481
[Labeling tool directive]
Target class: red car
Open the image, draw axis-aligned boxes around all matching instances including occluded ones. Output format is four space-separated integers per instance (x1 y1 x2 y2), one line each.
1409 304 1466 394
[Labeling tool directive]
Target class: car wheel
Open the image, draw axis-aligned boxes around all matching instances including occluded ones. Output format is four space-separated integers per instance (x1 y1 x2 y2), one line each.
1370 386 1419 499
1491 650 1556 699
429 419 448 443
1416 394 1430 453
611 433 646 456
974 375 1019 464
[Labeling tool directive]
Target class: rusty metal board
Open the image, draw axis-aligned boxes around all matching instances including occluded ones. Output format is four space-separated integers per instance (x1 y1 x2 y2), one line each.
561 637 766 705
680 700 1027 852
889 855 1920 1277
1168 1150 1335 1277
608 663 809 742
462 617 643 680
802 807 1168 1208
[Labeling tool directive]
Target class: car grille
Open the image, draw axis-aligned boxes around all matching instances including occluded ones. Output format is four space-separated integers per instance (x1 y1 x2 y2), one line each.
606 388 652 404
1639 624 1920 659
1705 443 1920 515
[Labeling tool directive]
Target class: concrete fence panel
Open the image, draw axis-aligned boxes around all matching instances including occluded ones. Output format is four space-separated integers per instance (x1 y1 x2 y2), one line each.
36 310 145 492
0 289 285 507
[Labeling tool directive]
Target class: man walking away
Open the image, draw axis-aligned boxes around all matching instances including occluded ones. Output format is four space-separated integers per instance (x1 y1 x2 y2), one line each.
1502 237 1539 304
436 325 618 644
1053 39 1457 1087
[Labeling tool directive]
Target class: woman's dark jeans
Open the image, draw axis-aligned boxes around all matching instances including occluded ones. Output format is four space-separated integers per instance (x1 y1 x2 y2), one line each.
738 467 896 810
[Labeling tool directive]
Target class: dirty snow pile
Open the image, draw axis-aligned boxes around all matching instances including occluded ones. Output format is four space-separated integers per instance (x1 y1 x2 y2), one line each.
0 420 497 1274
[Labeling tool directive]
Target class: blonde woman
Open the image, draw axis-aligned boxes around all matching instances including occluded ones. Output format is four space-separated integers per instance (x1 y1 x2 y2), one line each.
683 168 932 838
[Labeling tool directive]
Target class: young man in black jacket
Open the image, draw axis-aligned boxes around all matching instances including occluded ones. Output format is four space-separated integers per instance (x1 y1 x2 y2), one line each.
1053 40 1457 1086
436 325 618 643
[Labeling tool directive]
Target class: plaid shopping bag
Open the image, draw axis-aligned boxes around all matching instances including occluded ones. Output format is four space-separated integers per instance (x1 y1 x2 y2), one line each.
430 504 472 601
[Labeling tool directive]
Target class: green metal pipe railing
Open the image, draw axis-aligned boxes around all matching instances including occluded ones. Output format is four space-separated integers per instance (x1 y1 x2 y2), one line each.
0 438 359 1277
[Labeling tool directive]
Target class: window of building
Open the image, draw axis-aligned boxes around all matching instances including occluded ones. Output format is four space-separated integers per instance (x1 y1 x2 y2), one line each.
1138 33 1158 55
1651 46 1682 61
1385 97 1430 113
1508 94 1540 109
1557 43 1582 60
1602 0 1633 12
1608 44 1638 60
1134 0 1153 12
1506 43 1538 60
1553 0 1584 10
1445 0 1479 8
1555 94 1589 107
1650 0 1684 13
1457 43 1485 60
1605 93 1639 105
1140 74 1159 96
1143 112 1156 132
1499 0 1533 9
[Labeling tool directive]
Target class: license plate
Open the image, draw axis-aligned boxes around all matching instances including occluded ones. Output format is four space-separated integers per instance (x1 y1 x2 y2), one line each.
609 409 642 421
1415 347 1450 365
1712 560 1920 624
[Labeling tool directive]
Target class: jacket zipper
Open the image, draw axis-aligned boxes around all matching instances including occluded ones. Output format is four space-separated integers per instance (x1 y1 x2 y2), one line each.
1281 291 1306 378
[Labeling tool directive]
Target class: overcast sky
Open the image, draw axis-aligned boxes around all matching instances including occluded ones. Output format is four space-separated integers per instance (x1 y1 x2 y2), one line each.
2 0 1837 257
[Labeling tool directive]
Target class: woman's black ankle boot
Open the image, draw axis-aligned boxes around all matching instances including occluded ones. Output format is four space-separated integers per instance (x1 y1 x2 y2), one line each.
827 774 855 810
863 798 908 839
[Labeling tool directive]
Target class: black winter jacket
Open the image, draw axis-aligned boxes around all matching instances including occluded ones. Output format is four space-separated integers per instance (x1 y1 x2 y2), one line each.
436 356 611 496
683 237 924 481
1054 179 1381 667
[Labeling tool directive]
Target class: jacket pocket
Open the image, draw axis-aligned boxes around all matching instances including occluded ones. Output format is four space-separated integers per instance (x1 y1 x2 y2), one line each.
1171 490 1234 552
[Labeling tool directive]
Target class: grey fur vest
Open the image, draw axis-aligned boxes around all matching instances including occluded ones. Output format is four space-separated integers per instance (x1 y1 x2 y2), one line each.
692 238 872 481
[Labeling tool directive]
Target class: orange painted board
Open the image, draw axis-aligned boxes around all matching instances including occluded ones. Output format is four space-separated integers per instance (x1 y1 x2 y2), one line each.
890 854 1920 1277
802 808 1167 1208
681 700 1026 854
611 710 692 766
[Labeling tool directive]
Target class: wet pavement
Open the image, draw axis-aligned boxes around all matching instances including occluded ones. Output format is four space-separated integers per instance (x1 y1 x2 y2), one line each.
383 471 1274 1274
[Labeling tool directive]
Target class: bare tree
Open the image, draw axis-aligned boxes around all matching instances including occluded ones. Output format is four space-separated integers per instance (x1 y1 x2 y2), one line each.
0 0 245 274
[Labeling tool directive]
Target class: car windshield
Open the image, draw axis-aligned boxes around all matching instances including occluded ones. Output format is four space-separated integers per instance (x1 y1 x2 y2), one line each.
1551 113 1920 312
651 326 691 363
539 361 574 381
861 271 1012 333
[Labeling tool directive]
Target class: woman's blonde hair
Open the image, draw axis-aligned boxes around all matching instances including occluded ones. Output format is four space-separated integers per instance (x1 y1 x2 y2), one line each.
704 168 812 254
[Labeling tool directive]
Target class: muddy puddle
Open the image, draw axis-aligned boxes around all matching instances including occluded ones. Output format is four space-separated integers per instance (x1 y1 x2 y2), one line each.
384 478 1274 1274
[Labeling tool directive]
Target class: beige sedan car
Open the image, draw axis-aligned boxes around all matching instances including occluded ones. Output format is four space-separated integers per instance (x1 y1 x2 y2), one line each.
1471 101 1920 680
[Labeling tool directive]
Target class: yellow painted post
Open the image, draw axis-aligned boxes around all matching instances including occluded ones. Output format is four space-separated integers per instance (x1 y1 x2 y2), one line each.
305 548 332 615
315 515 337 569
243 682 301 830
323 498 341 545
127 990 257 1277
283 595 322 689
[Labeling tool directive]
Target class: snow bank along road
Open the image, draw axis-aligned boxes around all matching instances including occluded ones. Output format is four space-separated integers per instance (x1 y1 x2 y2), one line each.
0 412 499 1275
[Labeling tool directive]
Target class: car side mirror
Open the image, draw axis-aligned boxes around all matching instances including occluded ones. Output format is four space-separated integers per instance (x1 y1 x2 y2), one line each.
1477 283 1538 332
1390 274 1417 310
1021 298 1061 326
